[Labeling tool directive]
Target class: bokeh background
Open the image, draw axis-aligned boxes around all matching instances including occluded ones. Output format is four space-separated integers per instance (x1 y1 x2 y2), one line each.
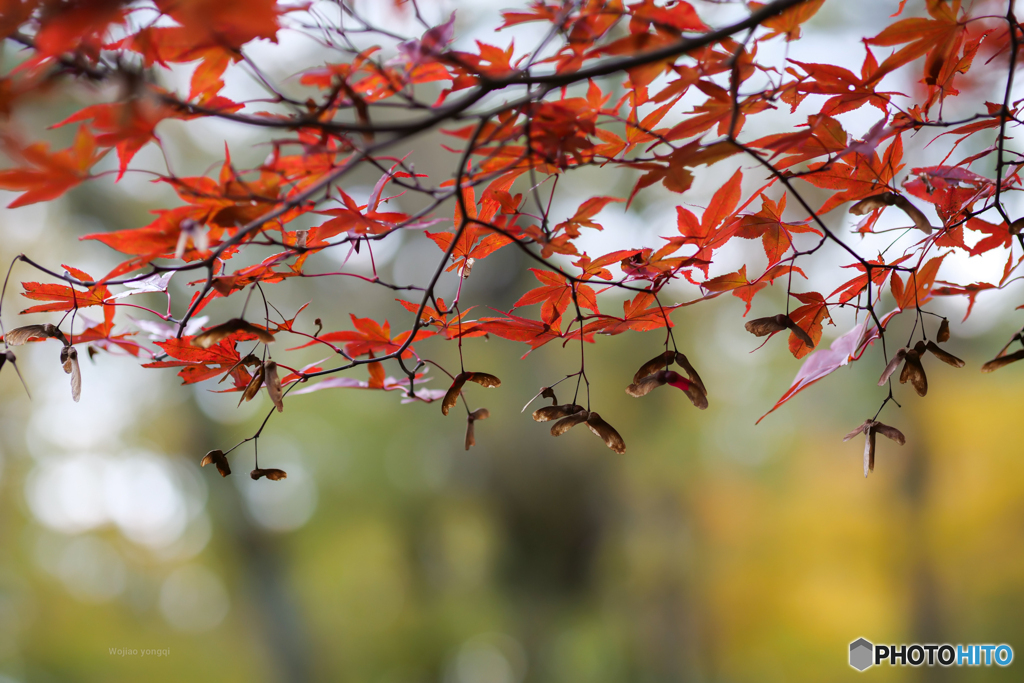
1 1 1023 681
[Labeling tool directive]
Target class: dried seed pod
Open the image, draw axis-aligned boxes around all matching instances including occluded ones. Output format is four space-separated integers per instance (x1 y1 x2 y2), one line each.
785 318 815 350
191 318 275 349
464 408 491 451
264 361 284 412
60 346 81 402
925 341 964 368
674 352 706 396
849 193 896 215
200 449 231 477
873 422 906 445
850 192 931 232
863 427 877 477
744 314 789 337
843 419 905 477
625 373 665 397
585 412 626 454
441 372 469 416
465 372 501 388
665 370 708 410
250 468 287 481
238 364 265 406
878 348 907 385
890 194 932 233
981 348 1024 372
899 350 928 397
633 350 674 384
533 403 584 422
551 409 590 436
219 353 262 383
5 323 68 346
842 420 873 442
937 318 950 343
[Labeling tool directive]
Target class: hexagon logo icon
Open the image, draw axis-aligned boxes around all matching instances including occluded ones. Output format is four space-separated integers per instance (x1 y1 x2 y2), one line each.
850 638 874 671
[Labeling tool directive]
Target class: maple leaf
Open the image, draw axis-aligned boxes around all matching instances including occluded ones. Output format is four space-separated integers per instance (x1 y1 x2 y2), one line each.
290 314 433 359
733 193 822 265
20 266 111 314
660 168 746 275
890 255 947 311
0 126 105 207
512 269 598 327
144 335 245 385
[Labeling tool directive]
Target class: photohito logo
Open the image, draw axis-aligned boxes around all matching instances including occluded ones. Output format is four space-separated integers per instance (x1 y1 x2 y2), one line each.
848 638 1013 671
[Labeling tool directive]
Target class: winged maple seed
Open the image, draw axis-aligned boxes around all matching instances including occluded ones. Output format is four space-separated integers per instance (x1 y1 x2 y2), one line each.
937 318 950 343
465 407 490 451
744 313 814 349
894 339 964 397
550 408 590 436
982 348 1024 373
60 345 81 402
264 360 284 412
239 364 265 406
981 333 1024 373
849 192 932 233
585 412 626 454
626 369 707 409
441 371 501 416
200 449 231 477
843 419 906 477
632 350 674 384
628 350 708 408
532 403 585 422
191 318 275 349
250 468 287 481
4 323 69 346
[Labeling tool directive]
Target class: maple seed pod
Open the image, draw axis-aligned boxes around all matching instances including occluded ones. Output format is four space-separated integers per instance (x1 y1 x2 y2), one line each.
674 352 706 396
551 410 590 436
540 386 557 405
585 412 626 454
784 318 815 349
665 370 708 410
937 318 950 343
925 341 964 368
465 372 501 388
878 348 907 385
625 373 665 397
981 348 1024 373
849 193 897 215
533 403 584 422
899 349 928 397
264 361 284 412
744 314 789 337
843 419 905 477
239 364 265 406
200 449 231 477
632 350 675 384
464 408 490 451
251 468 288 481
5 323 68 346
441 372 470 416
60 346 82 403
191 318 275 349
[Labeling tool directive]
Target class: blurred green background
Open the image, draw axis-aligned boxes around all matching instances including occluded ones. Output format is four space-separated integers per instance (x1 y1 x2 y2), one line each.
2 1 1024 681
